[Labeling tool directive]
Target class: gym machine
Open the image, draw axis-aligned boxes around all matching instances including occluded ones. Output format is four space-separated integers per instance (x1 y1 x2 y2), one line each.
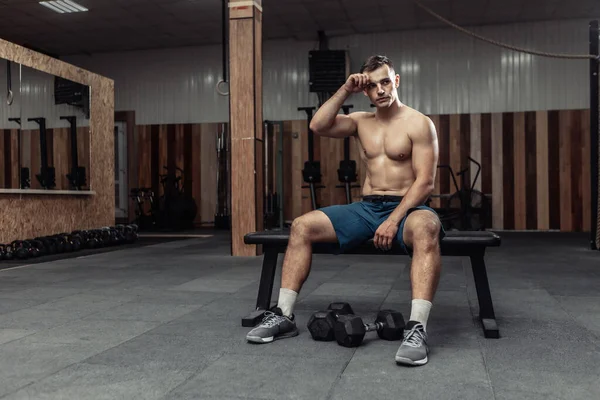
298 106 324 210
60 116 87 190
215 123 230 229
263 120 284 230
28 117 56 190
336 104 360 204
159 166 198 230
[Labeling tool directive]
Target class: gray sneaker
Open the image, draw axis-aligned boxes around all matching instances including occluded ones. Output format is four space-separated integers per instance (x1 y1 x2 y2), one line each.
395 321 429 366
246 307 299 344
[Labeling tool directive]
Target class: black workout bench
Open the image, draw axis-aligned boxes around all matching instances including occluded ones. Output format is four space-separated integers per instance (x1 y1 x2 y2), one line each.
242 230 502 338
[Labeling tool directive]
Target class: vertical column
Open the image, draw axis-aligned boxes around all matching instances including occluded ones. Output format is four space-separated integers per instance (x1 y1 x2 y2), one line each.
229 0 263 256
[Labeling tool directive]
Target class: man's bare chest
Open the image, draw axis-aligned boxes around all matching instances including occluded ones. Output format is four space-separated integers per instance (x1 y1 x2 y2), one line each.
357 121 412 162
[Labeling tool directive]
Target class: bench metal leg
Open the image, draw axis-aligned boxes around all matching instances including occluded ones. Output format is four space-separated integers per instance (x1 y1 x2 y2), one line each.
241 248 279 327
469 252 500 339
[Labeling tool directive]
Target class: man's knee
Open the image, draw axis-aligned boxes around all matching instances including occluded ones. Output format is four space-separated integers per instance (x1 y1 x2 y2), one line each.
291 215 311 238
290 211 326 242
404 210 441 249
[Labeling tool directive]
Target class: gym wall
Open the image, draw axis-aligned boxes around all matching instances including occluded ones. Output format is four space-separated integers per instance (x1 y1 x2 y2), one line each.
273 110 592 232
0 38 114 244
63 18 591 123
61 17 595 232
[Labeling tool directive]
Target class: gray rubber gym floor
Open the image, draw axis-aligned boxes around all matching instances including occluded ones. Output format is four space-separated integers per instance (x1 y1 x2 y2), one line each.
0 231 598 399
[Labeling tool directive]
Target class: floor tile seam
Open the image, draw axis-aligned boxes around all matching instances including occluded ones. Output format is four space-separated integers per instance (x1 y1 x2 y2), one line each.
460 257 497 399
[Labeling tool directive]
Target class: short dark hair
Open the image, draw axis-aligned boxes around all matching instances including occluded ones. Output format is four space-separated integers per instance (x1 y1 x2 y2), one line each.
360 55 395 74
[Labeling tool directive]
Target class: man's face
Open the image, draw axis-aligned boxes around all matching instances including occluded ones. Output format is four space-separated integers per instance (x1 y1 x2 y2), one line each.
363 65 399 108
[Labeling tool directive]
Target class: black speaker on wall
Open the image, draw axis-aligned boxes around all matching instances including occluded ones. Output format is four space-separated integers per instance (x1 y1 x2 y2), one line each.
308 50 348 93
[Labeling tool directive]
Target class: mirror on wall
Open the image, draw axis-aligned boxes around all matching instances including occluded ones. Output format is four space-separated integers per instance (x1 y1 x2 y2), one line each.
20 65 91 191
0 59 22 189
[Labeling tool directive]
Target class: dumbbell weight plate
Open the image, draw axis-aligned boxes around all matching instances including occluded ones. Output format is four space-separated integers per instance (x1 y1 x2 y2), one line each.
307 302 354 341
307 310 338 341
375 309 405 341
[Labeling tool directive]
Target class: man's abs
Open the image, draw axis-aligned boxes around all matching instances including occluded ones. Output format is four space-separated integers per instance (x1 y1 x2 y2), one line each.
361 157 415 196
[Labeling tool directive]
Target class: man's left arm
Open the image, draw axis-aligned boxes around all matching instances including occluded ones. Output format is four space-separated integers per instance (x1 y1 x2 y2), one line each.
374 117 439 250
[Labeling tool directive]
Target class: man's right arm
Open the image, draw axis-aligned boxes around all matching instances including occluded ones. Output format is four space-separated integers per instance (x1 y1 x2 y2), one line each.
309 74 368 138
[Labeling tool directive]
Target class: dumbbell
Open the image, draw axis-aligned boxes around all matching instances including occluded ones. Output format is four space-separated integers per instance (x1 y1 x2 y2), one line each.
334 309 405 348
307 302 355 341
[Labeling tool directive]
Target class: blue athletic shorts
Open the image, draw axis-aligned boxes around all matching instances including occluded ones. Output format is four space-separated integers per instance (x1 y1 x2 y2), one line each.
317 195 445 255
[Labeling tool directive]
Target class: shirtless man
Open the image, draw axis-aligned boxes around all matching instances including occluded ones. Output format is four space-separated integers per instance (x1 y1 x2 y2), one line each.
246 55 444 366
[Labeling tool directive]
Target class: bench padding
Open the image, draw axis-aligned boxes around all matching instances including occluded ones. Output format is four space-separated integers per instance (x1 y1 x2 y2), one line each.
244 230 501 254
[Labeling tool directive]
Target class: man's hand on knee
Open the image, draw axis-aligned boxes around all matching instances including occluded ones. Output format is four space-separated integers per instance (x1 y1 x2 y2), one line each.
374 218 399 251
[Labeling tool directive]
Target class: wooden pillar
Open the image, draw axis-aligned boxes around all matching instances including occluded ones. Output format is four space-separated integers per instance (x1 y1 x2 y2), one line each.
229 0 264 256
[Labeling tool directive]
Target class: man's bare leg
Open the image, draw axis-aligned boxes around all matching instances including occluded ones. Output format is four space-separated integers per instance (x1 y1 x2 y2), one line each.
402 210 442 326
277 210 339 316
246 210 338 344
395 209 442 366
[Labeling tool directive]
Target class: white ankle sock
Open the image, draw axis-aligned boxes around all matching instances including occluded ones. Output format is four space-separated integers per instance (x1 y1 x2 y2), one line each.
277 288 298 317
409 299 432 330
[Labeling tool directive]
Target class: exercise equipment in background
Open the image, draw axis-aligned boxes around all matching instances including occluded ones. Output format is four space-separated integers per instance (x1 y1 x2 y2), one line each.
130 187 157 230
158 166 198 230
215 123 230 229
429 157 490 231
263 120 284 230
130 166 198 231
60 115 87 190
299 106 325 210
336 104 360 204
0 224 139 261
28 117 56 190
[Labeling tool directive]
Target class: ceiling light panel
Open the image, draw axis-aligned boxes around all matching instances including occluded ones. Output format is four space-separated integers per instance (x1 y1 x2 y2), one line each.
39 0 88 14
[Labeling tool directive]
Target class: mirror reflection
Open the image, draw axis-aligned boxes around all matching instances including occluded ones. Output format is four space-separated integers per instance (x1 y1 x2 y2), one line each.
20 65 91 191
0 59 21 189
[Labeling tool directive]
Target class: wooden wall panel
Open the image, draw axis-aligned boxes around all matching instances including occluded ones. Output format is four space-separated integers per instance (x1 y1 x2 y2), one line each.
291 120 305 219
0 130 10 188
491 113 504 229
480 114 492 197
581 109 591 232
548 111 561 230
570 110 583 232
200 123 218 226
52 128 70 190
502 113 515 229
120 107 594 234
0 131 5 188
351 135 366 202
20 130 31 187
559 110 573 231
536 111 549 230
437 115 450 208
190 124 203 224
449 114 461 189
470 114 481 192
282 120 293 223
513 112 526 230
10 130 19 188
525 111 538 230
